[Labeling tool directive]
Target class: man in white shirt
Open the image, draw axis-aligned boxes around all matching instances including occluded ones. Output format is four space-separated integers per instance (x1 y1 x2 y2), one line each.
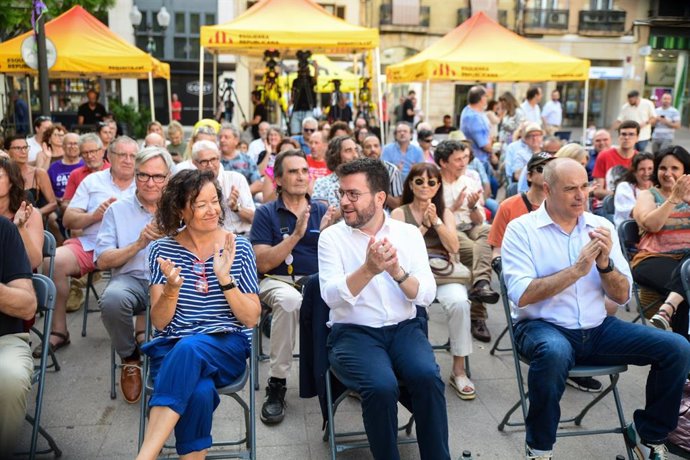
651 92 681 154
436 140 498 343
95 147 173 404
501 157 690 460
189 140 255 235
520 87 542 127
541 90 562 136
43 136 137 353
614 90 656 152
319 157 450 460
27 115 53 165
247 121 270 163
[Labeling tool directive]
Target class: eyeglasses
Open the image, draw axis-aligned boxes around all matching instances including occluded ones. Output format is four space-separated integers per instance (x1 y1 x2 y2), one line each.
303 128 316 133
136 172 167 183
413 177 439 187
192 260 209 294
111 151 136 161
421 138 433 143
196 157 220 168
65 142 79 148
336 189 372 202
81 148 102 156
9 145 29 151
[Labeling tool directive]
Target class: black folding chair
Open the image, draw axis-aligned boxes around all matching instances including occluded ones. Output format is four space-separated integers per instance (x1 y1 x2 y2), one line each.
496 272 632 458
23 274 62 459
42 230 56 279
681 258 690 320
617 219 664 324
81 269 108 337
137 305 257 459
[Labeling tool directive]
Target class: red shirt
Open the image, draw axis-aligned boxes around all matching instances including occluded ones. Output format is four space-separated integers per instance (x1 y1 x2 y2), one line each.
488 193 538 249
592 147 634 180
171 100 182 121
307 156 330 181
63 162 110 201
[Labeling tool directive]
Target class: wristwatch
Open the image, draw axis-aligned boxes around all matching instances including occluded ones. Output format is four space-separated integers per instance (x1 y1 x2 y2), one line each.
219 276 237 291
596 259 614 274
393 268 410 284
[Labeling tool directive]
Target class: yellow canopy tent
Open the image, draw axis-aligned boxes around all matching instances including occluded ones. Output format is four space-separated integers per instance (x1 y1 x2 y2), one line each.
0 5 171 121
386 11 591 138
198 0 382 136
281 54 361 94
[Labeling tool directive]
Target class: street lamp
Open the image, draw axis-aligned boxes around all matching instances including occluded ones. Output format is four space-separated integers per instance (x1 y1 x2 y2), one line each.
130 4 170 55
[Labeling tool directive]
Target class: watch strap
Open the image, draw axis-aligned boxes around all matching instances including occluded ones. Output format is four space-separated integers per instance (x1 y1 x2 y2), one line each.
219 277 237 291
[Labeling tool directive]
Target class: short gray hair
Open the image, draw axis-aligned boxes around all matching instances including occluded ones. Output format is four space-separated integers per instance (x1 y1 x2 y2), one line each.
191 140 219 160
79 132 102 149
136 146 174 173
109 136 138 157
219 123 240 139
302 117 317 128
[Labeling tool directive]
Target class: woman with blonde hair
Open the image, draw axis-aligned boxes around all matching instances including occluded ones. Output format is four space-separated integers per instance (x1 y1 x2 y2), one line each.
555 143 589 167
167 120 186 162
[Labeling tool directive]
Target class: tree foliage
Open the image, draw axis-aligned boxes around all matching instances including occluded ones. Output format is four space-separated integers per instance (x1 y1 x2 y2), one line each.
1 0 115 41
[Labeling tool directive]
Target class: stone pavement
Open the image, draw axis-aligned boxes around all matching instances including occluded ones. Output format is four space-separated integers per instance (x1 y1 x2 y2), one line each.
17 274 687 460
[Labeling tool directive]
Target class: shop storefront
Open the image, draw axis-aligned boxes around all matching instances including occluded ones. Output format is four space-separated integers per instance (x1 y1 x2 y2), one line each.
645 33 689 125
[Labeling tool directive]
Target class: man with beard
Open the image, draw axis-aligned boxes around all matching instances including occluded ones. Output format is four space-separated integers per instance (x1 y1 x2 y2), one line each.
318 157 450 460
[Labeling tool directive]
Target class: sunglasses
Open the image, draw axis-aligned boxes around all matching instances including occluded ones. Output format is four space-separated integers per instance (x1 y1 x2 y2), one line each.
420 138 433 143
192 260 209 294
303 128 316 133
531 165 544 174
413 177 439 187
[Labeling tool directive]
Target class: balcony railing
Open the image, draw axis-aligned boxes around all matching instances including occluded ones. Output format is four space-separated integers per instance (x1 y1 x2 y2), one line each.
457 8 508 27
380 4 430 29
578 10 626 35
523 8 569 32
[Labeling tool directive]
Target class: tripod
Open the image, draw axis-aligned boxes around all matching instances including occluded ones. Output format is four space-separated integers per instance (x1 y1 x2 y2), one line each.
289 55 316 136
216 78 247 125
262 50 290 130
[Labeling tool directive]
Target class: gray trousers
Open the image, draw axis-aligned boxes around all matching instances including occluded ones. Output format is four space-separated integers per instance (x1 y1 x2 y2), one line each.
100 275 148 360
0 333 33 455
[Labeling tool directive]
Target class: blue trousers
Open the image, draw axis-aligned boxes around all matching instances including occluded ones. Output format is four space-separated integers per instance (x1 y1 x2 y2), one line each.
327 317 450 460
142 333 249 455
514 316 690 451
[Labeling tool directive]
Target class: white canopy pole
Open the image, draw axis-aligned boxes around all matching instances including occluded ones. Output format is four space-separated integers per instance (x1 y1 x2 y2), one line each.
582 79 589 144
374 47 384 145
198 47 205 120
213 54 218 119
425 79 430 125
167 78 172 124
148 72 155 121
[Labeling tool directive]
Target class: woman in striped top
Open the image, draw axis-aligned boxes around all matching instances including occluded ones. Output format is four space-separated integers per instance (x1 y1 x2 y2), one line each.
137 170 260 460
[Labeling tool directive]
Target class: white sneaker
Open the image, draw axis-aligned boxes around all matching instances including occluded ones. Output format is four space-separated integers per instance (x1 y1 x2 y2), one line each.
526 445 553 460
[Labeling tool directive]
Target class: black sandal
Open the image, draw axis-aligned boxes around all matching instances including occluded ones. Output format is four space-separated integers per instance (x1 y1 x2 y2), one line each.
651 301 677 331
33 331 71 358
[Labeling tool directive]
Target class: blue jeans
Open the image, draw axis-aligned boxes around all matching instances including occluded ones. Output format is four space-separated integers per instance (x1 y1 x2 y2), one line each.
327 317 450 460
142 333 249 455
514 316 690 451
635 139 650 152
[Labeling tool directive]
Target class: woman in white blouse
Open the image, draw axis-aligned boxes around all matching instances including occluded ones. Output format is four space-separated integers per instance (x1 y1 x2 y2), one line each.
613 152 654 227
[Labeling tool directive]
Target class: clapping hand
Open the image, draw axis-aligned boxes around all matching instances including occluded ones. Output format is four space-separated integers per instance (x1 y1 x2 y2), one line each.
669 174 690 205
589 226 613 269
365 237 400 277
320 205 336 230
156 257 184 289
422 203 437 228
228 185 240 212
213 233 236 282
93 197 117 222
13 201 33 228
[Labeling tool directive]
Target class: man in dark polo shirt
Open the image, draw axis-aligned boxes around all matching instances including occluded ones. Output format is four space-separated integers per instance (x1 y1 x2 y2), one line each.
250 150 333 426
0 216 37 455
77 89 107 126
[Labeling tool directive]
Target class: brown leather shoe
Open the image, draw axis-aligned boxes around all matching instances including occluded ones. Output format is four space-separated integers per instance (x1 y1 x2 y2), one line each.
121 359 142 404
471 319 492 343
468 283 500 305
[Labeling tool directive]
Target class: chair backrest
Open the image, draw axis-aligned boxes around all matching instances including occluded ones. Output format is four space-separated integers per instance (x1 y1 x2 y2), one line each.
32 273 56 314
601 194 615 215
617 219 640 262
681 259 690 306
42 231 57 279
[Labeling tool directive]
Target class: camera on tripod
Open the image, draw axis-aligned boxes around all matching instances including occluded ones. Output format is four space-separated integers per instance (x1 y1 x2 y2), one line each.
296 50 311 70
263 50 280 84
224 77 234 86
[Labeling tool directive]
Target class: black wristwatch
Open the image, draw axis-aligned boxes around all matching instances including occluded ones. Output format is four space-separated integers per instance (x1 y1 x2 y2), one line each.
491 256 502 275
596 259 614 274
219 276 237 291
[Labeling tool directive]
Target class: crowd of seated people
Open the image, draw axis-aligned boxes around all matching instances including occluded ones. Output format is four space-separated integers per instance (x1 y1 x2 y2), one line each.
2 83 690 460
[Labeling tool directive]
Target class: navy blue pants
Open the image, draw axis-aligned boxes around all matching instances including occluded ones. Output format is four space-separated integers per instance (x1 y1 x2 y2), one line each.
514 316 690 451
142 333 249 455
327 317 450 460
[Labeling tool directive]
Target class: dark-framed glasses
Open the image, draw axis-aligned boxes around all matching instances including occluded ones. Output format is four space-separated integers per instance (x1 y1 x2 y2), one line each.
136 172 167 184
413 177 438 187
336 189 372 202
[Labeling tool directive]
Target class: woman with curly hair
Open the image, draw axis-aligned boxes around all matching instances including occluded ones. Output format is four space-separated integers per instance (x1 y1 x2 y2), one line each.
36 124 67 169
137 169 260 459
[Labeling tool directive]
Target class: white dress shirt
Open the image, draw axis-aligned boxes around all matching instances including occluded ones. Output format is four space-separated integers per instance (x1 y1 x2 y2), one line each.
247 138 266 163
68 169 136 251
501 203 632 330
442 171 485 229
318 216 436 328
520 100 542 126
542 100 562 126
217 170 255 235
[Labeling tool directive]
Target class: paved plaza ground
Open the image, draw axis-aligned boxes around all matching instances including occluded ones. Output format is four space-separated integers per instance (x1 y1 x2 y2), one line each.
16 128 690 459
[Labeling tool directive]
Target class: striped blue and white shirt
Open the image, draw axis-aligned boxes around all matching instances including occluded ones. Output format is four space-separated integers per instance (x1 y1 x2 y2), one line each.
147 235 259 342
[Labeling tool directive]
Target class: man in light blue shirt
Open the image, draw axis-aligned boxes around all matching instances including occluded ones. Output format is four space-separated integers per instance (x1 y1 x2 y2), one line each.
460 86 492 165
94 146 173 403
504 123 543 185
501 158 690 459
381 122 423 180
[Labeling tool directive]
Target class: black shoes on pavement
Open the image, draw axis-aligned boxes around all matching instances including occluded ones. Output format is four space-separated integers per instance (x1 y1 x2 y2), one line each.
261 378 287 424
469 280 500 305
